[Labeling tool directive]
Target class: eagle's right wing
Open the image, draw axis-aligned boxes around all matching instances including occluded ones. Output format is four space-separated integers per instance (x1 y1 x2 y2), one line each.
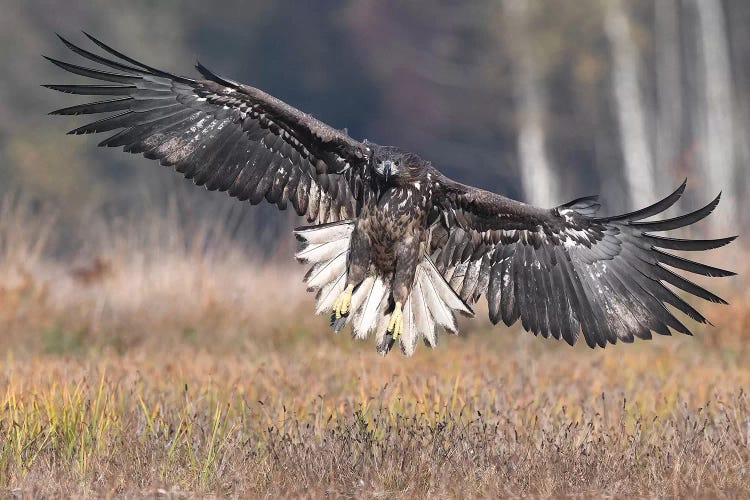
45 33 372 223
429 175 736 348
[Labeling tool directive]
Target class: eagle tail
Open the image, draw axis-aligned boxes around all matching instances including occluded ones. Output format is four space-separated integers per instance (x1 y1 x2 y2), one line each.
295 221 473 356
295 220 354 314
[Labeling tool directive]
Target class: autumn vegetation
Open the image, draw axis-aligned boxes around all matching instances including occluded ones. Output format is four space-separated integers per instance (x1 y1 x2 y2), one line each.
2 1 750 496
0 194 748 498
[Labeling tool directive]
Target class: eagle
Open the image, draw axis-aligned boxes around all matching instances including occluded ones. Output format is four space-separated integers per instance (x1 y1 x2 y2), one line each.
45 34 736 356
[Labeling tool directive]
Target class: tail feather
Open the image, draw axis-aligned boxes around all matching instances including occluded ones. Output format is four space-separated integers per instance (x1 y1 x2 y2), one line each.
295 238 349 264
421 258 474 317
407 279 432 355
375 309 392 354
315 269 348 314
349 276 374 339
419 265 456 333
295 220 354 245
353 277 388 339
296 221 474 355
304 251 348 290
402 299 417 349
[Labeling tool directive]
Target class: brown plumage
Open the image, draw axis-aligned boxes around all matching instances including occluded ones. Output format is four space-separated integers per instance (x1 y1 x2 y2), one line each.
46 34 737 356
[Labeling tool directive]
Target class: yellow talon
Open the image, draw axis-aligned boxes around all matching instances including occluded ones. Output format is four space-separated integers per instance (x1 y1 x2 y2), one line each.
387 302 403 340
333 284 354 318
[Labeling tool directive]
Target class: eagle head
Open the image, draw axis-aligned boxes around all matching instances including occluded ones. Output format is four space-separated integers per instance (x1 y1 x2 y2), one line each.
372 145 424 185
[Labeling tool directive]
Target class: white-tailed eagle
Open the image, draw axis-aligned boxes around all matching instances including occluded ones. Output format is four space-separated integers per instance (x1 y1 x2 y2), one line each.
45 34 736 355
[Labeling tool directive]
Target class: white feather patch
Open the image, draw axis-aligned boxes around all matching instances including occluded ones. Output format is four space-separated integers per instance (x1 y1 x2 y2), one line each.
418 265 457 333
296 221 475 355
295 220 354 245
315 270 348 314
353 277 388 339
399 297 418 355
420 258 473 317
409 280 433 354
295 238 349 264
304 251 348 290
374 308 391 349
349 277 374 338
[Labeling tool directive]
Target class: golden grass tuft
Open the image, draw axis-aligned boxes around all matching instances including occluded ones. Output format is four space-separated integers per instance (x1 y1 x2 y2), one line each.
0 194 748 497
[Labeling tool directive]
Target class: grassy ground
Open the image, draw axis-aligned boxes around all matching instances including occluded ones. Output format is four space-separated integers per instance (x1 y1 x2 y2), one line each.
1 196 749 497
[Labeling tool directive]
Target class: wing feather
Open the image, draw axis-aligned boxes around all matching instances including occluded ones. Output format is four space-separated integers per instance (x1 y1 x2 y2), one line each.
429 173 735 348
45 34 371 223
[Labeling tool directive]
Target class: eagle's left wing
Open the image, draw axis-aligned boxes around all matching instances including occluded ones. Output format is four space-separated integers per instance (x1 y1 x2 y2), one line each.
429 175 736 347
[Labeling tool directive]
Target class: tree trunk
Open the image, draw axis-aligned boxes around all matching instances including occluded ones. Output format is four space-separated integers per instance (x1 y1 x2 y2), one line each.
693 0 736 228
501 0 557 207
655 0 683 196
605 0 656 210
724 1 750 230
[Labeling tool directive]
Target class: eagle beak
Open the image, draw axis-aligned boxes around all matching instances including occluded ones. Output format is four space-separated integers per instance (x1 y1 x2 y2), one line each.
383 161 393 182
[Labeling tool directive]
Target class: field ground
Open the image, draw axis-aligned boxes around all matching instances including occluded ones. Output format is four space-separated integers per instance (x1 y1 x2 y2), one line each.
0 200 749 497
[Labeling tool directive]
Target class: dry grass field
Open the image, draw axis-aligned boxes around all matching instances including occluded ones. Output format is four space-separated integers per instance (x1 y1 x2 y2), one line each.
1 195 749 497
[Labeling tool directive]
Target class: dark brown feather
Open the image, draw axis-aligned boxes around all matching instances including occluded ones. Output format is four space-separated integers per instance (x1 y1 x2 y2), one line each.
430 173 735 348
46 34 370 224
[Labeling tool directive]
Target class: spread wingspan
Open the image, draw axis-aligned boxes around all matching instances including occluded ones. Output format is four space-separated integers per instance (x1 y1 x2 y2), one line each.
45 34 738 354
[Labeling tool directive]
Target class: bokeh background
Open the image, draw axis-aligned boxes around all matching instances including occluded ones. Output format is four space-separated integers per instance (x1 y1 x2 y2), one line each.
1 1 749 496
2 0 749 239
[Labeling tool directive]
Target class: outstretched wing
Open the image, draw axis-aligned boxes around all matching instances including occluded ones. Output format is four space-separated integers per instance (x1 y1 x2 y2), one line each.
45 33 371 223
429 176 736 347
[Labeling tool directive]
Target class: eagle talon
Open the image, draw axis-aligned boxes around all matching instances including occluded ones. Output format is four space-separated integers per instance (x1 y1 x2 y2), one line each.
377 332 396 355
331 315 348 333
333 284 354 319
387 301 404 340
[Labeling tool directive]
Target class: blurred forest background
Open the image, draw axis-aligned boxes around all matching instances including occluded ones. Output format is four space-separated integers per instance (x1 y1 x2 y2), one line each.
1 0 747 252
2 2 749 495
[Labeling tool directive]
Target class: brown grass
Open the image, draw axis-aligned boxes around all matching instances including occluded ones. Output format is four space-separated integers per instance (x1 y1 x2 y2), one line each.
0 194 749 498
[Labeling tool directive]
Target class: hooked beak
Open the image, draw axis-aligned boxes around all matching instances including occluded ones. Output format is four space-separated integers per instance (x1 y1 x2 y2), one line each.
382 161 393 182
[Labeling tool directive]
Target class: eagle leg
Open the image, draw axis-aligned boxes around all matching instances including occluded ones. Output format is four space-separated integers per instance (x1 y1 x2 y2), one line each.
387 301 404 339
332 284 354 319
377 302 403 356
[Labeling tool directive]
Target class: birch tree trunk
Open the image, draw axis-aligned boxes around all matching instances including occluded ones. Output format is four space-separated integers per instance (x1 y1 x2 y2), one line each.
693 0 736 228
501 0 557 207
724 1 750 230
605 0 656 210
655 0 683 195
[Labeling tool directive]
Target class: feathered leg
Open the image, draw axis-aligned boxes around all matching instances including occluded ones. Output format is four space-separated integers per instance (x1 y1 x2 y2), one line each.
331 226 369 331
381 236 419 352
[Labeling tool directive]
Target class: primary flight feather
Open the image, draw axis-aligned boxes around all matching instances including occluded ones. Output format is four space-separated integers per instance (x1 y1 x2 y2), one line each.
45 33 736 355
